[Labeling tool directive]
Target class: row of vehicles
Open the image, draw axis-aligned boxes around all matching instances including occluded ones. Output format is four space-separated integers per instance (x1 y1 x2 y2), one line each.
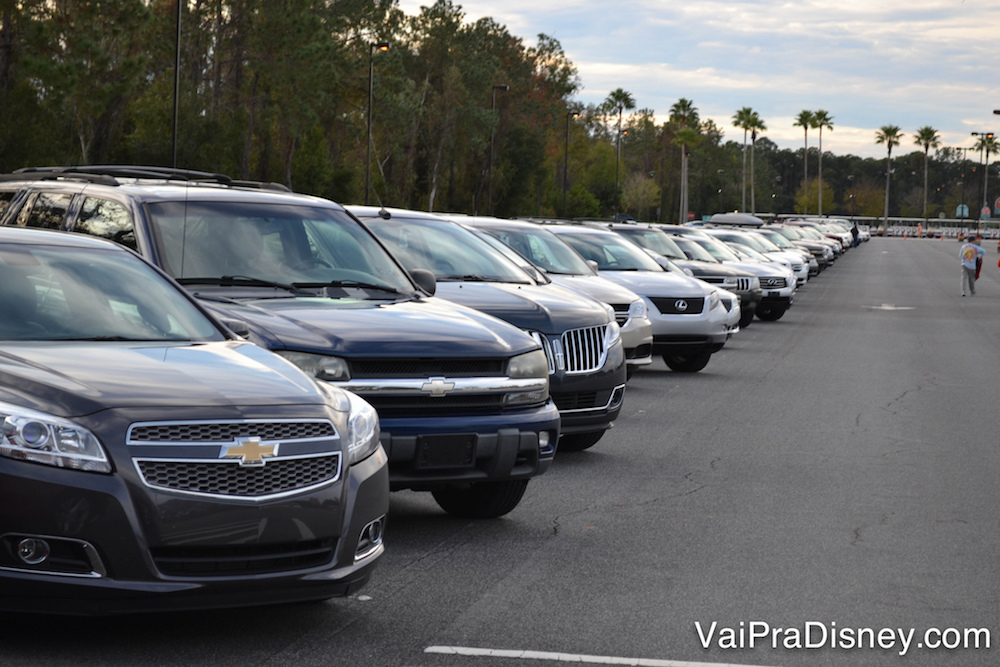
0 166 860 614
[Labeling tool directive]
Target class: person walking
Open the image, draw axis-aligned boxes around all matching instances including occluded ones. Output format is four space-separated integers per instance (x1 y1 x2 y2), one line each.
851 222 860 248
961 234 985 296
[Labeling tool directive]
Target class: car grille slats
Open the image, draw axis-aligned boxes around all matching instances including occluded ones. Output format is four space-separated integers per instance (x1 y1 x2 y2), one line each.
129 420 341 500
150 539 335 577
350 358 506 378
363 394 504 416
136 455 340 498
129 421 334 443
649 297 705 315
760 276 788 288
561 324 609 374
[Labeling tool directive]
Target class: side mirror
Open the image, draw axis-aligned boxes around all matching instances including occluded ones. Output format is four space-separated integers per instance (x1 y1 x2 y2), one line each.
586 260 599 272
652 255 670 270
409 268 437 296
682 267 694 277
220 318 251 338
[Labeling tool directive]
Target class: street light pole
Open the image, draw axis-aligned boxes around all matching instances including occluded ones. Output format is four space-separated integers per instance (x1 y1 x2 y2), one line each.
365 41 390 206
488 84 509 216
614 105 623 220
171 0 181 168
563 111 579 218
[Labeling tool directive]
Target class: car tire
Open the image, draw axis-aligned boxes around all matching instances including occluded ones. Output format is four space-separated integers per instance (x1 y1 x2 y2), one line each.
738 309 754 328
431 480 529 519
662 351 712 373
558 430 606 452
755 305 786 322
626 365 637 380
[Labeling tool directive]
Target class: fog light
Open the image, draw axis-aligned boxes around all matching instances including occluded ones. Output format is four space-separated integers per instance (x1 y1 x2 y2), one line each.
17 538 50 565
367 520 383 545
538 431 550 449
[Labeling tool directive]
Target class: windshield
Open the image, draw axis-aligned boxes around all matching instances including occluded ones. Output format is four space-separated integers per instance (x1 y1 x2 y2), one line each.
478 225 594 275
689 236 743 262
146 201 414 294
710 231 772 253
729 243 773 262
774 226 804 240
552 229 664 271
0 243 222 341
671 236 720 263
362 216 535 283
614 228 687 260
756 230 794 249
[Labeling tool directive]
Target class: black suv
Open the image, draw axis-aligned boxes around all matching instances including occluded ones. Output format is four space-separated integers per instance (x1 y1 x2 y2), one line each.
0 166 560 519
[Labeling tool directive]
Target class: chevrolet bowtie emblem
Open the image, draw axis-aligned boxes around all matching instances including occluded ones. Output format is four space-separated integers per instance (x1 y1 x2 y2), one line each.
421 377 456 397
222 437 277 466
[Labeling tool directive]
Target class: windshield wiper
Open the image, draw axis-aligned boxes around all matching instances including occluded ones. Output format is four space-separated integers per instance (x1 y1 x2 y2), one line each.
439 274 496 282
177 276 310 295
291 279 406 295
51 336 150 342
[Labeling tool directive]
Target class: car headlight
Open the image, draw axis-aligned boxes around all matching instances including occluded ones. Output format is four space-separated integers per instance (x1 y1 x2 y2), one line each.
628 299 647 319
605 320 621 345
505 349 550 407
0 402 111 473
275 350 351 381
507 349 549 378
707 291 721 310
344 391 380 464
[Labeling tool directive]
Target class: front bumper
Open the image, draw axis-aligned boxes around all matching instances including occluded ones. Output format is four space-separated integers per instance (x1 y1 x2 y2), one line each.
0 439 389 615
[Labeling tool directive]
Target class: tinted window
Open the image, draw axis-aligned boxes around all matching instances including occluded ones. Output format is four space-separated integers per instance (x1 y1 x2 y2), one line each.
484 227 593 275
553 231 663 272
76 198 137 251
0 243 223 341
16 192 73 229
0 191 15 218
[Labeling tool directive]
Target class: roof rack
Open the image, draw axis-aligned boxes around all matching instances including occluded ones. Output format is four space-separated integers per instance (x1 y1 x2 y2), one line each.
10 166 291 192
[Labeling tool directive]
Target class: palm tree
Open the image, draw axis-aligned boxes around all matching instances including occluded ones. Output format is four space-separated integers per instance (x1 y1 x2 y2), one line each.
604 88 636 218
812 110 833 215
792 110 814 186
913 126 941 224
972 132 1000 213
732 107 755 211
670 99 700 222
875 125 903 232
748 112 766 215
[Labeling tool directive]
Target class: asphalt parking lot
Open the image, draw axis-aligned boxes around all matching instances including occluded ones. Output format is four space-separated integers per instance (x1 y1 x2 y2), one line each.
3 237 999 667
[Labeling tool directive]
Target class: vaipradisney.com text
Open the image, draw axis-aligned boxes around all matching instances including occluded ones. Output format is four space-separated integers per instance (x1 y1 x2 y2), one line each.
695 621 990 657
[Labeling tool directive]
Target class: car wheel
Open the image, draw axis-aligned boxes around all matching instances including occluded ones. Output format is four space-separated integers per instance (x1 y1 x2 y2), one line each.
738 309 754 328
626 365 637 380
755 305 786 321
431 480 529 519
558 430 606 452
662 351 712 373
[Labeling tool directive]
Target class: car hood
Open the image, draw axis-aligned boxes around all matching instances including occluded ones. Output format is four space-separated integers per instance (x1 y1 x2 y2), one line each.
196 292 536 357
597 270 710 298
548 274 642 306
433 281 610 334
0 341 327 418
673 260 754 278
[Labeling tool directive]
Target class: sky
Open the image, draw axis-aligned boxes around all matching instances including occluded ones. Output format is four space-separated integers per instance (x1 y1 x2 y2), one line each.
396 0 1000 159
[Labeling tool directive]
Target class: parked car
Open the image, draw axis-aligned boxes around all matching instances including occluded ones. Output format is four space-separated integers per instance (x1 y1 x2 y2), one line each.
759 224 833 272
347 206 627 453
538 223 737 373
666 232 796 322
0 166 560 519
700 227 810 287
448 216 654 378
0 226 389 614
600 222 762 328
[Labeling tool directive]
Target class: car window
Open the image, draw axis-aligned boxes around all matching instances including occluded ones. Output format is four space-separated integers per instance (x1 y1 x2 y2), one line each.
0 243 223 341
146 201 413 291
486 227 592 275
16 191 73 229
0 191 15 218
75 198 138 251
617 228 687 260
554 231 663 272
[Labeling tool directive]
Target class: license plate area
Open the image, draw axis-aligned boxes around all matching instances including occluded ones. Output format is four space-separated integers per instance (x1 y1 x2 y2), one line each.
417 434 477 469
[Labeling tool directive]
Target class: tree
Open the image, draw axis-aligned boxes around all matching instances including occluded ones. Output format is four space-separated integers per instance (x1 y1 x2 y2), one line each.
748 111 766 214
732 107 754 211
603 87 635 217
971 132 1000 212
670 98 699 223
811 110 833 215
913 126 940 223
875 125 904 230
792 110 814 190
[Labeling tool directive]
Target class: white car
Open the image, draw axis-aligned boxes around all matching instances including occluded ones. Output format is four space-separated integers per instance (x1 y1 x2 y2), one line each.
543 224 736 373
701 228 810 287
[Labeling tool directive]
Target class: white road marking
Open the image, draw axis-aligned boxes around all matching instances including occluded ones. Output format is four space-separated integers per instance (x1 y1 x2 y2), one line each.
867 304 914 310
424 646 780 667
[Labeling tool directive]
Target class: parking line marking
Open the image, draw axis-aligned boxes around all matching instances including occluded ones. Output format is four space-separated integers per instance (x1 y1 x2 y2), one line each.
424 645 780 667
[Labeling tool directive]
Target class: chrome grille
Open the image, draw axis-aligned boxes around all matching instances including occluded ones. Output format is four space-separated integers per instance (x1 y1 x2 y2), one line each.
350 358 505 378
735 277 754 292
129 420 335 443
561 324 610 373
609 303 630 326
135 454 341 499
760 276 788 289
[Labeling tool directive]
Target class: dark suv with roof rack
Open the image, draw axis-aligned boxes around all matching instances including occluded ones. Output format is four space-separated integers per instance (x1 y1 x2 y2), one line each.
0 166 560 519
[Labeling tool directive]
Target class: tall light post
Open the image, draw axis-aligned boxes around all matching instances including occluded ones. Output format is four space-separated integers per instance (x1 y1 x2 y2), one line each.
488 84 509 216
563 111 579 218
365 41 390 206
614 106 623 220
171 0 182 168
971 131 995 221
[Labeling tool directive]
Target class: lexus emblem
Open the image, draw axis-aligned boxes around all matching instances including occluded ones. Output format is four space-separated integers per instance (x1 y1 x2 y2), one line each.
421 377 456 397
222 437 277 467
674 299 688 312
